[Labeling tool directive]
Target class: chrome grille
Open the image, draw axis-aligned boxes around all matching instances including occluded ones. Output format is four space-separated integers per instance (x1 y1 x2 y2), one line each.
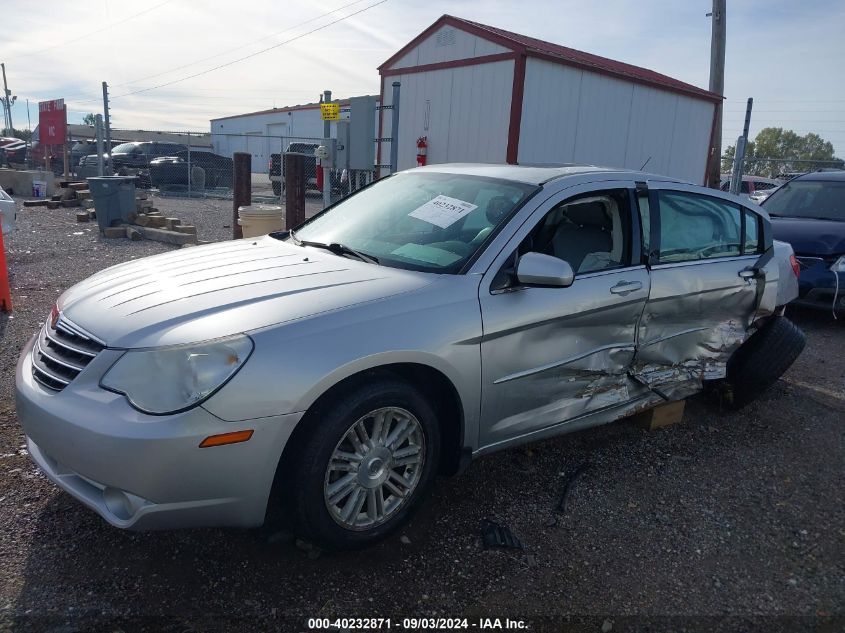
31 315 105 391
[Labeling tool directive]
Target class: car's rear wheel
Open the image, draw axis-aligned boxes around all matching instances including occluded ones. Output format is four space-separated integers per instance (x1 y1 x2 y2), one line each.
286 378 440 549
724 315 806 409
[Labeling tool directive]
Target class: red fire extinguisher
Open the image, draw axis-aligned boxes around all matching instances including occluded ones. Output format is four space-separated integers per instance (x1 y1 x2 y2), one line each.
416 136 428 167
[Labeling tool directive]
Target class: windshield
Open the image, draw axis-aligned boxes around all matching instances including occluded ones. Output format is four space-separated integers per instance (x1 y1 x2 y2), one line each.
288 172 538 273
111 143 140 154
763 179 845 221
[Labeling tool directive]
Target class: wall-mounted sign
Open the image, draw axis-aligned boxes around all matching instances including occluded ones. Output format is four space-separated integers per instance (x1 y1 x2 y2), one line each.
320 103 340 121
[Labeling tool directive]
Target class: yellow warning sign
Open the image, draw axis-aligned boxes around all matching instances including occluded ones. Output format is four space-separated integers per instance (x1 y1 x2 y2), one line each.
320 103 340 121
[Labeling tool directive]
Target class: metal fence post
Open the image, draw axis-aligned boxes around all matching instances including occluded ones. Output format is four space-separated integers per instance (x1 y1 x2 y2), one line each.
389 81 400 174
233 152 250 240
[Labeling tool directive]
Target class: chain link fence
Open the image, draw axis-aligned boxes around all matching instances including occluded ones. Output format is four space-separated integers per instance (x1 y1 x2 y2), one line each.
69 130 376 206
721 156 845 179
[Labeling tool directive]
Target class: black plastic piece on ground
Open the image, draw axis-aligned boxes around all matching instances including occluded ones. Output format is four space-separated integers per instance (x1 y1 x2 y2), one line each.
481 519 523 550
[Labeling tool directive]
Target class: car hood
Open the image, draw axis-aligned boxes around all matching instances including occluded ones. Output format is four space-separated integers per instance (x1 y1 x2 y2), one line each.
59 237 435 348
770 216 845 256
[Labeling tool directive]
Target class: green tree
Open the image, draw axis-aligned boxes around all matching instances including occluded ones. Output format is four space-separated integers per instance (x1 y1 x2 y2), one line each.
82 112 97 125
723 127 843 177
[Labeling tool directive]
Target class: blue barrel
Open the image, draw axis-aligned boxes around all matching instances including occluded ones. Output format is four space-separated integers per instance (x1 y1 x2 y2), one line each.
86 177 136 232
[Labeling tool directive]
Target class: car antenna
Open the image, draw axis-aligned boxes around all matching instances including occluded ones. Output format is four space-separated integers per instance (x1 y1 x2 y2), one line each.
639 156 652 171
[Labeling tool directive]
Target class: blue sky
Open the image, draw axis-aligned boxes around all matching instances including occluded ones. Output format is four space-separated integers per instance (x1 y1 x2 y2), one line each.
3 0 844 155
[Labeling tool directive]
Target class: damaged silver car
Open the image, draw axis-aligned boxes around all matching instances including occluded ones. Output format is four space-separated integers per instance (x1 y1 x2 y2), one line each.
16 164 804 549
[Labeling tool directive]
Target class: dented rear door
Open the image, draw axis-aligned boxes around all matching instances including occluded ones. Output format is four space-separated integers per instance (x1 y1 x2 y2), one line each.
633 183 761 399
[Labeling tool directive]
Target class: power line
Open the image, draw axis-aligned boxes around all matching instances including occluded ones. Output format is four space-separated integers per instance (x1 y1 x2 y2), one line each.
3 0 177 61
110 0 374 90
110 0 388 100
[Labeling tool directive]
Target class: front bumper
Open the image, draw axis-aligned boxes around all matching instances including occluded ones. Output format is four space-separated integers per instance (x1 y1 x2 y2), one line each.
16 335 303 530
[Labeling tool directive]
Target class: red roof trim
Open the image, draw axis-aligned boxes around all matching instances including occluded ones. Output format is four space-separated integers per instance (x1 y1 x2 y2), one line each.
379 15 721 103
377 15 521 71
381 52 516 77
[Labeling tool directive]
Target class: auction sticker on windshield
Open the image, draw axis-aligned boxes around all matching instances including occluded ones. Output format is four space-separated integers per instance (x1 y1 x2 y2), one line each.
408 195 478 229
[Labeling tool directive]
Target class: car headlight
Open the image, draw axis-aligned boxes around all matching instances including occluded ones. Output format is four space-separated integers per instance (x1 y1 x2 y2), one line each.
831 256 845 273
100 335 253 415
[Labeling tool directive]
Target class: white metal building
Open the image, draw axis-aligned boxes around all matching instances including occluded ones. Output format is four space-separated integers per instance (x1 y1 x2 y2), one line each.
378 15 721 184
210 97 378 173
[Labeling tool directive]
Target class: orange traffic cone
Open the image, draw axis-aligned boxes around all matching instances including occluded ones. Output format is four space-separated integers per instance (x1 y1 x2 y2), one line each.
0 222 12 312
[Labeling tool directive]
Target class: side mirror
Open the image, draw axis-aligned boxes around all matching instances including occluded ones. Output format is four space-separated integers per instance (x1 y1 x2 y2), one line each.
516 252 574 288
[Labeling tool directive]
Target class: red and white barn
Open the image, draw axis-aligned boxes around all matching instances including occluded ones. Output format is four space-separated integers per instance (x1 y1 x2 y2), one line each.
377 15 721 184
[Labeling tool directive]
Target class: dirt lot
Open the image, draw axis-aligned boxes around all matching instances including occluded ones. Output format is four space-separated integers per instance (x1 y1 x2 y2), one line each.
0 196 842 632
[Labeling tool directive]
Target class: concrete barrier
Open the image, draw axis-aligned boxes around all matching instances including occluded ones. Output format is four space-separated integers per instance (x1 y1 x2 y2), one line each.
0 169 57 197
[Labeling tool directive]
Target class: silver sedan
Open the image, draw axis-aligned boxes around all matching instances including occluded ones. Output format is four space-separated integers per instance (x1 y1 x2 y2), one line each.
16 164 803 548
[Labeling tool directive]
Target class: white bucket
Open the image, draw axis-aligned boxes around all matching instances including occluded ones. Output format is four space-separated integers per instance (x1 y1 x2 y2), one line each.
237 204 284 238
32 180 47 198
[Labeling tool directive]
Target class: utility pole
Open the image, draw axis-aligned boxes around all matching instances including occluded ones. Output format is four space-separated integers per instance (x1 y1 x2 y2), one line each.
1 63 13 134
706 0 726 188
102 81 113 175
729 98 753 195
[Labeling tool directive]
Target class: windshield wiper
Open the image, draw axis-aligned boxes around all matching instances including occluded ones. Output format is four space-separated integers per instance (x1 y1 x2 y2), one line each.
289 230 378 264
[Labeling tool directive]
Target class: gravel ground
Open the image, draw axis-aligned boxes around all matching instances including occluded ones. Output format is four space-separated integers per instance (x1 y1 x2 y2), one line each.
0 194 842 632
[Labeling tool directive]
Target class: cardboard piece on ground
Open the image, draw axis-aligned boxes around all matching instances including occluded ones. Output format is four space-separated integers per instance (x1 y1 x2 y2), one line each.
75 212 89 222
633 400 686 430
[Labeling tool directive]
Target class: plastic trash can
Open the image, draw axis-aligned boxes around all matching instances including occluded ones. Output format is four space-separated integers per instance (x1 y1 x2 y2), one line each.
238 204 284 238
87 176 137 231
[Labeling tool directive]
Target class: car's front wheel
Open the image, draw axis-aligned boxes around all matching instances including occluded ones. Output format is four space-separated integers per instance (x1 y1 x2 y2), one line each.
286 378 440 549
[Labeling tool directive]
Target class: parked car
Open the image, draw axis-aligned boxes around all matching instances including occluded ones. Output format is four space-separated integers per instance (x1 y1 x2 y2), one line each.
0 136 28 166
720 174 783 199
762 170 845 314
269 142 318 196
149 151 234 189
71 140 125 167
269 142 346 196
0 185 15 233
16 164 804 549
80 141 189 171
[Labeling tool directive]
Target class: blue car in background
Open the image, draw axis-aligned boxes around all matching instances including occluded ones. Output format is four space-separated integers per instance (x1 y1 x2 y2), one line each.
762 171 845 314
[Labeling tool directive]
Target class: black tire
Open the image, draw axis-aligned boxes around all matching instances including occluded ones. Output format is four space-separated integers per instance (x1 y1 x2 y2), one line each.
725 315 806 409
286 377 440 549
272 181 282 197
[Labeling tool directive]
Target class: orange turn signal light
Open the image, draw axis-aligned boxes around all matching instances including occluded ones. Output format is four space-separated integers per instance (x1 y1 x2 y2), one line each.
199 430 254 448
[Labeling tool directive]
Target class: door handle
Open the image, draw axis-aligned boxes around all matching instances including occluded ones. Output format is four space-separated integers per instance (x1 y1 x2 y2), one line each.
738 268 758 280
609 281 643 296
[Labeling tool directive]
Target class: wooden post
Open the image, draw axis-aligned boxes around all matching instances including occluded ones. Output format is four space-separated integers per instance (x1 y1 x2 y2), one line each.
284 152 306 230
232 152 251 240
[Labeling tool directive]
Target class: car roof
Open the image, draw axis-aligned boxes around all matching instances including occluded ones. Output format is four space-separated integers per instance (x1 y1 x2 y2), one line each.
792 170 845 182
413 163 660 185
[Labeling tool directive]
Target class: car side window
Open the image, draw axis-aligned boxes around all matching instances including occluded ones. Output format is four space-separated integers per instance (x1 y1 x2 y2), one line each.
526 189 632 274
656 191 741 263
743 209 761 254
